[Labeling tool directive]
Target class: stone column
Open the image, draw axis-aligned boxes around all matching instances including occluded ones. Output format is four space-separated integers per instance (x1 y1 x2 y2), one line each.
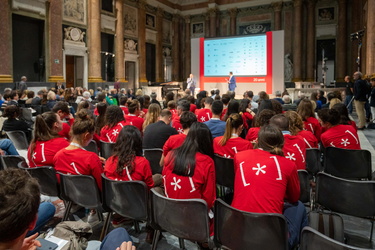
47 0 64 82
366 0 375 78
306 0 316 81
172 14 180 81
0 0 12 83
228 8 237 36
336 0 347 81
272 2 283 30
138 0 147 83
115 0 125 82
184 15 191 77
88 0 102 82
208 8 217 37
292 0 303 82
205 13 210 37
156 8 164 82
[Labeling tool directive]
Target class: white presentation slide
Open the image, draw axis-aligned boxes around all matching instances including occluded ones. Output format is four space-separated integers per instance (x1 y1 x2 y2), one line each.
204 35 267 76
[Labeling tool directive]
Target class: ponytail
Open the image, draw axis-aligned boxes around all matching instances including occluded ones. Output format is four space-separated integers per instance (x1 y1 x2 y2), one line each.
219 113 243 146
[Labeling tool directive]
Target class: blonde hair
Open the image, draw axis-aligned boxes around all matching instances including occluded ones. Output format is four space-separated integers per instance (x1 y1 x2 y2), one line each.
284 111 304 135
47 91 56 101
329 98 342 109
142 103 161 131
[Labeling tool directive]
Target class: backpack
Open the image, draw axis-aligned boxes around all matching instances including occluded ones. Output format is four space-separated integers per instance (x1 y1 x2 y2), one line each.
51 221 92 250
308 211 345 243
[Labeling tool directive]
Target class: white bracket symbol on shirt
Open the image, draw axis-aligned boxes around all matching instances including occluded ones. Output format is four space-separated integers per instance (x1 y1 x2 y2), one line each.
285 152 296 161
171 177 181 191
112 129 119 136
293 143 305 163
341 138 350 147
252 163 266 175
345 130 359 144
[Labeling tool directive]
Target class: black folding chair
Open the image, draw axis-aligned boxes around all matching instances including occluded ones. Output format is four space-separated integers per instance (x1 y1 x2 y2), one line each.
59 173 103 222
150 188 210 250
300 227 371 250
305 148 322 176
298 169 311 205
143 148 163 174
316 172 375 241
100 140 115 159
214 199 288 250
0 155 26 170
100 174 148 240
5 131 29 150
84 140 98 154
324 147 372 180
213 154 234 203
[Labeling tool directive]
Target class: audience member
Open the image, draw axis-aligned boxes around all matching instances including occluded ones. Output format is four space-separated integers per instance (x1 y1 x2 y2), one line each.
52 101 74 139
125 100 144 132
142 103 161 132
100 106 128 143
297 99 322 141
246 109 276 143
204 100 226 138
2 105 32 141
284 111 318 149
196 97 213 122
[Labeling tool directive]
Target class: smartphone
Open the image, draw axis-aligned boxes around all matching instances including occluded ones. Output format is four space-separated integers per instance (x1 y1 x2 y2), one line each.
36 238 59 250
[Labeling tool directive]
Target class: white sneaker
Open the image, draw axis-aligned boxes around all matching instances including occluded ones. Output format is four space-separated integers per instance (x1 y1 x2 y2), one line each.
87 210 99 224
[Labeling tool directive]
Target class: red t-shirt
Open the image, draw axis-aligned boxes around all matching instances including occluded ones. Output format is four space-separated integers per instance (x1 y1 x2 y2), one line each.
163 152 216 209
303 117 322 141
242 112 253 130
348 120 357 131
104 155 154 189
53 148 103 190
120 106 129 115
297 130 319 149
125 115 144 132
245 127 260 143
221 108 227 121
171 115 183 134
283 134 306 170
213 136 253 159
58 119 74 139
232 149 300 214
190 104 197 113
196 108 212 123
163 134 186 157
100 121 127 143
321 124 361 150
28 137 70 168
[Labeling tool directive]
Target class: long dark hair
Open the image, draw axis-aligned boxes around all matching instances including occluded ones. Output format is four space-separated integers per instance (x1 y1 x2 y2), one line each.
104 106 125 128
172 122 213 177
113 126 143 175
95 103 107 134
223 100 239 121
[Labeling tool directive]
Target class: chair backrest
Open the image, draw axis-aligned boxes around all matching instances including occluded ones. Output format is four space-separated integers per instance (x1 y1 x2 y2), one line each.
300 227 371 250
0 155 26 170
84 140 98 154
19 163 60 197
298 169 310 203
102 174 148 220
5 131 29 150
150 188 210 243
143 148 163 174
316 172 375 218
213 154 235 189
305 148 322 175
100 141 115 159
59 173 102 209
324 147 372 180
214 199 288 250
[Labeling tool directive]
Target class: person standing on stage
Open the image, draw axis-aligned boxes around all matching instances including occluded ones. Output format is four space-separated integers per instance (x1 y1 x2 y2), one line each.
186 74 196 96
227 72 237 92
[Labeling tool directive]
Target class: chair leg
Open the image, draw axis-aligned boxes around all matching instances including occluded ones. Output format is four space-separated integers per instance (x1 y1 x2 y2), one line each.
134 220 140 233
179 238 185 249
99 212 112 241
97 210 104 221
62 201 72 221
370 220 374 242
151 230 160 250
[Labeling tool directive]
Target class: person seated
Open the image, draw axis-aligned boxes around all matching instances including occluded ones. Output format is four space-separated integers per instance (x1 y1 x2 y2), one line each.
284 111 318 149
28 112 69 168
318 108 360 150
53 109 104 190
142 104 161 132
188 96 196 113
245 109 276 144
46 91 57 110
273 90 284 104
282 95 297 111
125 100 144 132
239 99 255 130
331 103 357 131
196 97 213 122
104 125 160 189
232 125 307 249
7 90 19 106
100 106 128 143
270 114 306 170
213 113 253 159
163 122 216 233
0 139 19 155
204 100 226 138
171 100 190 134
2 105 32 142
0 168 56 250
119 96 129 115
52 101 74 140
297 99 322 141
162 111 197 165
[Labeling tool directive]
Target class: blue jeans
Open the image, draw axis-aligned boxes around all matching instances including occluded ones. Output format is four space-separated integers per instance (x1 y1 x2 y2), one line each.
283 201 308 249
0 139 19 155
100 228 133 250
27 202 56 236
344 95 353 114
